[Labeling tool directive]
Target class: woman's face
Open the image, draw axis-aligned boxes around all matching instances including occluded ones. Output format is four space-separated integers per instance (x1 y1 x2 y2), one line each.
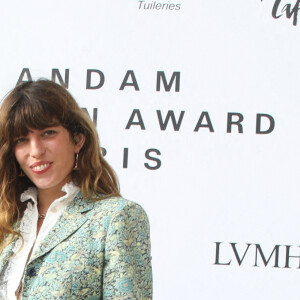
14 125 85 194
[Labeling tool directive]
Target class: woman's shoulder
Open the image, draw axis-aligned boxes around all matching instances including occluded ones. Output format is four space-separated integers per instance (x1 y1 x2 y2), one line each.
92 196 148 219
78 196 150 234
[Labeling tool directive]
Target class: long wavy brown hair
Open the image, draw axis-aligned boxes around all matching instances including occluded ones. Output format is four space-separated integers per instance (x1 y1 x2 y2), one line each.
0 79 120 252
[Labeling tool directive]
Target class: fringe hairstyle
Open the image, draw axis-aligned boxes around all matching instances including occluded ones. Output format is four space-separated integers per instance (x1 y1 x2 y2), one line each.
0 79 120 252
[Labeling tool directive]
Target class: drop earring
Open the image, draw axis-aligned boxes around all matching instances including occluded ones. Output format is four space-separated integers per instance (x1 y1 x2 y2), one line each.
73 153 79 170
19 170 25 177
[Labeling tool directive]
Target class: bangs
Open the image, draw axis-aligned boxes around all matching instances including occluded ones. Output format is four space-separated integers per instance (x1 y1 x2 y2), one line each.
9 96 61 138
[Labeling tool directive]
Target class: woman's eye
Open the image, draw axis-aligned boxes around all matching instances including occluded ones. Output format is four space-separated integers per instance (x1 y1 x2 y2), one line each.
44 130 56 136
14 137 26 144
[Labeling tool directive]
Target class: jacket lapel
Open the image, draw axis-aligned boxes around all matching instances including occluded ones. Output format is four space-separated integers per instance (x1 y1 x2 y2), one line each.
30 193 94 262
0 240 15 274
0 221 21 275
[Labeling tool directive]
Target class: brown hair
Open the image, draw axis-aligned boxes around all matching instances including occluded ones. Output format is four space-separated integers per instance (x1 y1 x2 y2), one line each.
0 79 120 251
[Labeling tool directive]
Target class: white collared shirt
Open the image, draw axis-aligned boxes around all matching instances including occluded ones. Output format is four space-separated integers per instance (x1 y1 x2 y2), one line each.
0 182 80 300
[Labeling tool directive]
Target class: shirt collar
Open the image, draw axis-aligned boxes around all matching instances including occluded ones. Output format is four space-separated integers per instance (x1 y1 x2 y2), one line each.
20 181 80 205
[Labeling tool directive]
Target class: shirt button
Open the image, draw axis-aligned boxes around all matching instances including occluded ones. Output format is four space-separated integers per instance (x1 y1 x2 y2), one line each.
27 267 37 277
51 207 57 213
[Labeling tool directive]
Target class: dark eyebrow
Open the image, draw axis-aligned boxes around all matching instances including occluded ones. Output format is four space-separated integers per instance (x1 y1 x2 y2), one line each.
16 129 33 137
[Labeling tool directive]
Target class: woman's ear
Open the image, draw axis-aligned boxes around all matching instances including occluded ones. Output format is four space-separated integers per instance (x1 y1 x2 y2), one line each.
74 133 86 152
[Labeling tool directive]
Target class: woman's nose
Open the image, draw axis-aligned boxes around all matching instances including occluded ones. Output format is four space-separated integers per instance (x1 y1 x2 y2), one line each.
29 139 45 158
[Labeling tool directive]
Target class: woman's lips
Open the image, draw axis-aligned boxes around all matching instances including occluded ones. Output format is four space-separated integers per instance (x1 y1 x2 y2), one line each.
30 162 52 174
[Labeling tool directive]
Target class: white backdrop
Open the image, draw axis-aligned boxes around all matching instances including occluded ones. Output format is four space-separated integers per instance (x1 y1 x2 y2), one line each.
1 1 300 299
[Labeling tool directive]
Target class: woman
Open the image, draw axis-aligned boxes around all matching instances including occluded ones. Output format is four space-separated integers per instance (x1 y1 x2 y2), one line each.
0 80 152 299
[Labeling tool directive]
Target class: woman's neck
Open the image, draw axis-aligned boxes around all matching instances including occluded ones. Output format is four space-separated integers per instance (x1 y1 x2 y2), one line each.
37 186 67 214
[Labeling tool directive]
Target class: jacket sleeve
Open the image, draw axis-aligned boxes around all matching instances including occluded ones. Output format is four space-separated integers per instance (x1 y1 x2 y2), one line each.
102 201 152 299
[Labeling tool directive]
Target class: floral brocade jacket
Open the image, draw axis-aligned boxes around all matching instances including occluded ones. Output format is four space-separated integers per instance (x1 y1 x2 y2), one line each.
0 194 152 299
